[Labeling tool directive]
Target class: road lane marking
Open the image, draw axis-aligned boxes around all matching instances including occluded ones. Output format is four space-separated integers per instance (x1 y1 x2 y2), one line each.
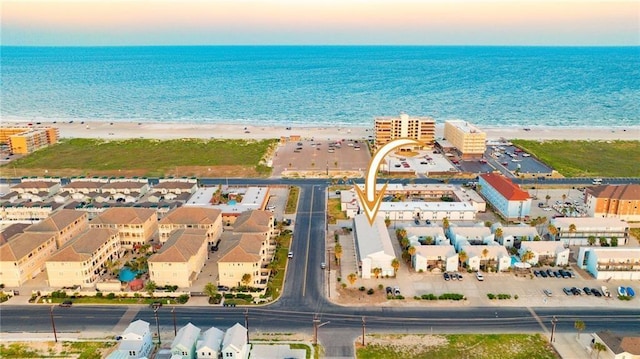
301 185 315 297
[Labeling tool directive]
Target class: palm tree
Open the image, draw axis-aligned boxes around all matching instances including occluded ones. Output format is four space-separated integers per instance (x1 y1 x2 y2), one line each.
481 248 490 270
391 258 400 275
599 237 608 247
545 194 551 205
568 223 577 235
610 237 618 247
204 282 218 299
588 235 596 246
400 237 409 249
442 217 450 231
533 235 541 241
521 250 535 264
574 320 585 339
592 342 606 359
425 236 434 245
547 224 558 240
408 246 417 257
395 228 407 241
334 243 343 265
384 218 391 228
458 250 468 269
495 227 504 242
347 273 357 287
105 259 121 276
372 267 382 279
241 273 252 288
144 280 157 298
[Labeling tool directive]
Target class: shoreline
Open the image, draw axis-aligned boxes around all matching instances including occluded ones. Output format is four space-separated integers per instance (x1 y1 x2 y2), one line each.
2 118 639 141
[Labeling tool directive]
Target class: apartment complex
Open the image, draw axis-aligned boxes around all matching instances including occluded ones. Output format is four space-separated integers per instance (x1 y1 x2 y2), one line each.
148 228 209 288
585 184 640 221
0 232 58 286
159 207 222 245
0 127 59 154
443 120 487 158
25 209 89 248
89 207 158 249
479 173 531 221
45 228 121 288
550 217 629 246
217 233 271 289
577 247 640 280
374 112 435 150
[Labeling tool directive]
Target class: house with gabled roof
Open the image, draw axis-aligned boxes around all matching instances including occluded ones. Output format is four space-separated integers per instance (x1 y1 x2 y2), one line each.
46 228 121 288
10 180 61 196
491 223 540 248
89 208 158 249
63 180 107 195
171 323 201 359
519 241 569 266
217 233 270 288
159 207 222 246
462 244 511 272
0 223 30 244
100 180 149 197
196 327 224 359
0 232 58 286
107 319 152 359
148 228 208 288
593 331 640 359
412 245 458 273
1 201 62 221
231 210 275 238
447 225 493 252
153 180 198 195
479 173 531 221
221 323 249 359
25 209 88 248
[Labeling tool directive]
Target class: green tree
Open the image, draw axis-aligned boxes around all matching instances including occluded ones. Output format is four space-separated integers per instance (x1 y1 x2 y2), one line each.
610 237 618 247
442 217 450 230
384 218 391 228
547 224 558 239
545 194 551 205
425 236 434 245
593 342 606 359
391 258 400 275
408 246 417 257
144 281 157 298
241 273 252 288
588 236 596 246
521 250 535 264
481 248 490 271
574 320 585 339
347 273 357 287
203 282 218 299
400 237 409 249
495 227 504 241
334 243 343 265
599 237 608 246
458 250 468 268
568 223 577 235
395 228 407 241
372 267 382 279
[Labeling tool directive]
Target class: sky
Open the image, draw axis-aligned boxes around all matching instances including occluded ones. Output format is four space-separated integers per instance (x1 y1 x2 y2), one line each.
1 0 639 46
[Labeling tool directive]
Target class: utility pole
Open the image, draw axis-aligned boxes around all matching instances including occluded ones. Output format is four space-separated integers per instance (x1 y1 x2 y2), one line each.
550 316 558 343
154 308 161 345
327 248 331 298
362 316 366 346
312 313 330 346
171 308 177 336
244 308 250 344
49 306 58 343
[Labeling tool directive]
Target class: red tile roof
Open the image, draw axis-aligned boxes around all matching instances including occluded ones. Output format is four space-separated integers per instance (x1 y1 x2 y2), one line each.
480 173 530 201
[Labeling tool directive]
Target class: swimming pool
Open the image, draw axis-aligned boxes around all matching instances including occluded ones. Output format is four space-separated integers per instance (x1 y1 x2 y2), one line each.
118 267 138 282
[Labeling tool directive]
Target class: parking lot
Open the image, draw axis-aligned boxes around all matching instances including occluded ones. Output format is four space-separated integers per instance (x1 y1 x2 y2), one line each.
272 139 371 176
485 144 553 175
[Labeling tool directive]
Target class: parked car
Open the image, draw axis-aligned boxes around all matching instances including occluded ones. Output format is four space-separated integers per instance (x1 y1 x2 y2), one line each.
457 273 463 280
601 286 611 297
217 285 230 292
393 287 401 296
540 271 548 278
592 288 602 297
476 272 484 281
583 287 592 295
443 272 451 281
150 302 162 308
533 270 541 277
59 300 73 307
543 289 553 297
386 287 393 295
563 288 573 296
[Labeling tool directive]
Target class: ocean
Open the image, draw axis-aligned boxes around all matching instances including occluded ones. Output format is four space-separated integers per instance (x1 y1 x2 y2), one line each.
1 46 639 128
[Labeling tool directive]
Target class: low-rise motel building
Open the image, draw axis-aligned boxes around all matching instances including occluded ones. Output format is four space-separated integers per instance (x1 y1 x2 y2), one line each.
148 228 209 288
0 126 59 154
89 207 158 249
577 247 640 280
353 214 396 279
45 228 121 288
0 232 58 287
443 120 487 159
549 217 629 246
158 207 222 246
373 112 435 151
478 173 532 221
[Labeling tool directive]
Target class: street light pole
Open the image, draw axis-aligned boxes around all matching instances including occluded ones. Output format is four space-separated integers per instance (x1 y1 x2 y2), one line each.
550 316 558 343
171 308 177 336
154 308 161 345
49 306 58 343
327 248 331 298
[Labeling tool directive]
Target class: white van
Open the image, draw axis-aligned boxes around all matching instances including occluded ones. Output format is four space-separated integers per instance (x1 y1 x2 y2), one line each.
476 272 484 281
592 178 603 185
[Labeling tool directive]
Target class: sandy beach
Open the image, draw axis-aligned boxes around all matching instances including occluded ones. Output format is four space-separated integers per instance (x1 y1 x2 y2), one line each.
2 119 639 142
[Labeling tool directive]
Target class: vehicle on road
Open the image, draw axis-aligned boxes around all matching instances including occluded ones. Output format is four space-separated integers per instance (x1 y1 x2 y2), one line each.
59 300 73 307
475 272 484 281
543 289 552 297
320 262 326 269
288 252 294 258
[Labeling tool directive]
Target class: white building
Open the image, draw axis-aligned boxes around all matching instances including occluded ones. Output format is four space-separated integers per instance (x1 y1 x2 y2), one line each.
577 247 640 280
412 245 458 273
491 224 540 248
405 227 447 246
378 201 477 222
550 217 629 246
519 241 569 266
353 214 397 279
447 226 493 251
171 323 201 359
462 245 511 272
107 320 153 359
196 327 224 359
340 190 359 219
221 323 249 359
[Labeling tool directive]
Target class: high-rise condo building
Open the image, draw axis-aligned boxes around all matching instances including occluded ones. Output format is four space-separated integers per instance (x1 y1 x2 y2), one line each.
374 112 435 151
443 120 486 159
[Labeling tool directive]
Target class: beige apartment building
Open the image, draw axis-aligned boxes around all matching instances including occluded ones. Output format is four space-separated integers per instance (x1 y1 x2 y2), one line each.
148 228 208 288
45 228 121 288
25 209 88 248
0 232 58 287
585 184 640 221
374 112 435 151
217 233 271 289
231 210 276 239
443 120 487 158
89 207 158 249
158 207 222 246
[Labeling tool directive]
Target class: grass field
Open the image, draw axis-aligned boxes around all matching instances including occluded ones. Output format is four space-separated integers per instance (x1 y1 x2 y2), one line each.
2 138 277 178
512 140 640 177
0 341 115 358
285 186 300 214
327 198 347 224
357 333 558 359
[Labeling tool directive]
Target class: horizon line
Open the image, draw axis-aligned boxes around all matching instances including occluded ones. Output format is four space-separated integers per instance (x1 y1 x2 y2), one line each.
2 44 639 48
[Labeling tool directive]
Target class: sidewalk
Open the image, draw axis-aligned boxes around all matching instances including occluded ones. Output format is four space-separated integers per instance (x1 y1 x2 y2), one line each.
552 333 593 359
